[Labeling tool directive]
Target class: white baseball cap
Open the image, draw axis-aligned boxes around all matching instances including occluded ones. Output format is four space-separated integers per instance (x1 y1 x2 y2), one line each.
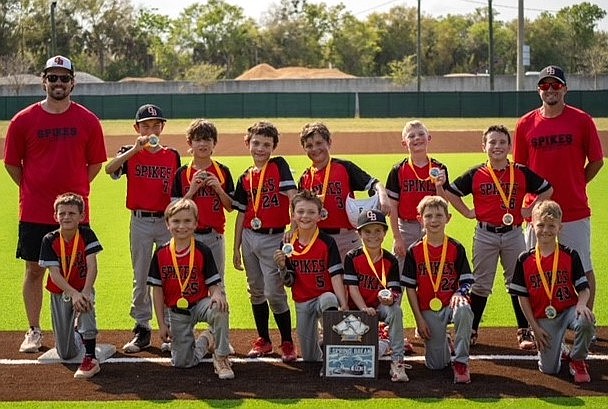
43 55 74 75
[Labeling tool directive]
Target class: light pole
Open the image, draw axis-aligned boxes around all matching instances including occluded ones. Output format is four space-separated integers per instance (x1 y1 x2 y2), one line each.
50 1 57 56
417 0 421 92
488 0 494 90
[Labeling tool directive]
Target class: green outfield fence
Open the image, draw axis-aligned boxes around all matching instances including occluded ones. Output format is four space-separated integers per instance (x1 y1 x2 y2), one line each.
1 90 607 120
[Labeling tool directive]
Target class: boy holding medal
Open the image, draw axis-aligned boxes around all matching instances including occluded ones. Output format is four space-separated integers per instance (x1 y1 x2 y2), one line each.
147 198 234 379
172 119 235 281
273 190 348 362
232 121 298 361
39 193 103 379
509 200 595 383
402 196 475 384
344 209 409 382
444 125 553 349
297 122 390 262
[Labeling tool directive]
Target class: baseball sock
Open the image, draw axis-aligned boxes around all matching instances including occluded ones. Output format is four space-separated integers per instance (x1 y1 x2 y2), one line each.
274 310 293 343
252 302 271 342
470 293 487 331
83 338 97 358
511 295 529 329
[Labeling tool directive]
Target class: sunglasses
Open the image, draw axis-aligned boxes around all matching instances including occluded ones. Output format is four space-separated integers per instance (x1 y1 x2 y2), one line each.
538 82 564 91
45 74 73 83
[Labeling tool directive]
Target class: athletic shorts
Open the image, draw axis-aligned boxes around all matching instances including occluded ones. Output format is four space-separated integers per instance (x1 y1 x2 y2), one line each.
16 221 59 261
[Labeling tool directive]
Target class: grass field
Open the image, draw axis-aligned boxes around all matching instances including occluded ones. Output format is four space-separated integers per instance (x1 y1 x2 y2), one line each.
1 118 606 408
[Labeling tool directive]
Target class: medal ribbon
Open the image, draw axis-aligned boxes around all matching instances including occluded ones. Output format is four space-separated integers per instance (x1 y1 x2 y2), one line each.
423 235 448 296
535 241 560 305
407 157 432 181
289 227 320 256
186 160 225 185
309 158 332 205
170 237 196 297
362 246 386 288
487 161 515 214
59 230 80 282
248 162 268 220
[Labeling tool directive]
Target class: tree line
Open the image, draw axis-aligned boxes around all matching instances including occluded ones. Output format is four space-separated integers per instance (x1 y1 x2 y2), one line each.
1 0 607 84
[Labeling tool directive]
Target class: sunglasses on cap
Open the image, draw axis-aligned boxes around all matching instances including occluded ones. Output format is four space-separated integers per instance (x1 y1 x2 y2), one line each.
538 82 564 91
45 74 73 83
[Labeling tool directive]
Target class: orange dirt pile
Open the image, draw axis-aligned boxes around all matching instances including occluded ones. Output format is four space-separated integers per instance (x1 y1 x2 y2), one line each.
236 63 355 80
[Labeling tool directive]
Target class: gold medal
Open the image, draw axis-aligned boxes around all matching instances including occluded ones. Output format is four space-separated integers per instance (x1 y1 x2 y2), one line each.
282 243 294 257
250 217 262 230
545 305 557 319
429 167 440 180
176 297 189 309
378 289 393 303
147 134 160 147
502 213 514 226
320 208 329 220
429 297 443 311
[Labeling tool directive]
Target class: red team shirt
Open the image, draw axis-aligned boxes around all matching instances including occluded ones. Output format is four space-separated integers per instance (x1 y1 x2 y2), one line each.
385 158 449 221
299 158 377 230
113 145 181 212
147 241 221 308
171 162 234 234
510 245 588 320
39 226 103 294
283 232 343 303
402 237 474 311
514 105 604 222
4 102 107 224
343 248 401 309
446 162 551 226
233 157 296 228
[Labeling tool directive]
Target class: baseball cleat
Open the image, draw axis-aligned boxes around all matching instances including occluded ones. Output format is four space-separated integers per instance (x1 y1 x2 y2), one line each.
453 361 471 384
390 361 410 382
247 337 273 358
569 360 591 383
74 356 100 379
123 324 151 353
280 341 297 362
19 328 43 353
517 328 536 351
213 354 235 379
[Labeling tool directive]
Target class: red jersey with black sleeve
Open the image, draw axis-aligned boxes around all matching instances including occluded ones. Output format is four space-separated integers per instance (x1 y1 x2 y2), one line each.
402 237 474 311
445 162 551 226
111 145 181 212
386 158 449 221
298 158 378 230
233 157 296 229
283 232 343 303
343 248 402 309
171 162 234 234
509 244 588 320
39 226 103 294
514 105 604 222
147 240 221 308
4 102 107 224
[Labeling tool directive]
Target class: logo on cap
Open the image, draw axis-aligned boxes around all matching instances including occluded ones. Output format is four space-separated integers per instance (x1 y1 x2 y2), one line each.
147 106 158 116
54 56 66 66
545 66 556 75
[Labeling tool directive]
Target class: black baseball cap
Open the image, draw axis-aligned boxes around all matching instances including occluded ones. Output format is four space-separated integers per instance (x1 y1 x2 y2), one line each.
357 209 388 230
135 104 166 123
538 65 566 85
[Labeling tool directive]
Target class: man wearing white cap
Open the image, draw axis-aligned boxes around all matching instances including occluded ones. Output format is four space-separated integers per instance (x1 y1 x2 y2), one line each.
4 55 107 353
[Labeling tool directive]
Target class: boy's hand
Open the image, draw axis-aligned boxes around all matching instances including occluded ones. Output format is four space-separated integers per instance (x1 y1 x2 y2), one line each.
211 291 229 313
233 248 244 271
393 236 407 257
158 323 171 343
361 307 376 316
134 135 148 152
432 168 447 187
71 292 90 313
273 249 286 269
530 324 550 352
415 319 431 340
575 303 595 324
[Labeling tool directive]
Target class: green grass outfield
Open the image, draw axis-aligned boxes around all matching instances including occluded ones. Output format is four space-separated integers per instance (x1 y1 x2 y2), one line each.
1 118 606 408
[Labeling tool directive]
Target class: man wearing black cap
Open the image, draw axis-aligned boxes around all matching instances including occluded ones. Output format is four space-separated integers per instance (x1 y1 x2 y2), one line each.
104 104 181 353
4 55 107 353
514 65 604 313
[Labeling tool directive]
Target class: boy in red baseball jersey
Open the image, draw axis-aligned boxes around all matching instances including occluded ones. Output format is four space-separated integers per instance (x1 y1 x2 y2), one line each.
344 209 409 382
147 198 234 379
39 193 103 379
298 122 390 262
403 196 474 384
273 190 348 362
105 104 181 353
444 125 553 350
232 121 298 362
172 119 234 282
509 200 595 383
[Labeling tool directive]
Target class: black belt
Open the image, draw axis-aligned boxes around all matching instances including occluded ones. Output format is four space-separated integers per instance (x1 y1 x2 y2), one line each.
195 227 213 234
478 222 519 234
251 227 285 235
171 302 198 316
132 210 164 218
321 228 340 235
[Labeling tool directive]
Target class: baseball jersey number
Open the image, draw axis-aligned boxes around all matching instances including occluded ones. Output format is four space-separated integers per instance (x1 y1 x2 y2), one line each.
440 277 456 292
316 275 326 288
554 286 572 302
262 194 280 208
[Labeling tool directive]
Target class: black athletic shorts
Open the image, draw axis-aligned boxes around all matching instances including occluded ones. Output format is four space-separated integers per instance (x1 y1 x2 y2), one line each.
16 222 59 262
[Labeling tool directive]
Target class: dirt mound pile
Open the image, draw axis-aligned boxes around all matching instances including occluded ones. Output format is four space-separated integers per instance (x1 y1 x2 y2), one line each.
236 63 355 80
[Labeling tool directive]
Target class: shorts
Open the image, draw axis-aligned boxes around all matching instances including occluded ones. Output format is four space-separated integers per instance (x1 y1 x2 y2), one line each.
16 222 59 262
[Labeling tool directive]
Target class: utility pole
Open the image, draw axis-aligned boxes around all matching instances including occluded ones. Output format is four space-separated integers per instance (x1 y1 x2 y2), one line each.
488 0 494 90
417 0 421 92
51 1 57 56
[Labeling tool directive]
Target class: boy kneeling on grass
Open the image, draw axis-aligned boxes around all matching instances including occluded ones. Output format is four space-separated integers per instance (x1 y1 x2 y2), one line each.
509 200 595 384
147 198 234 379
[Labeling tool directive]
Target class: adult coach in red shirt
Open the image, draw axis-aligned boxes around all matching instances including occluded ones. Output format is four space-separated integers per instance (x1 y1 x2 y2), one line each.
514 65 604 311
4 55 107 353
